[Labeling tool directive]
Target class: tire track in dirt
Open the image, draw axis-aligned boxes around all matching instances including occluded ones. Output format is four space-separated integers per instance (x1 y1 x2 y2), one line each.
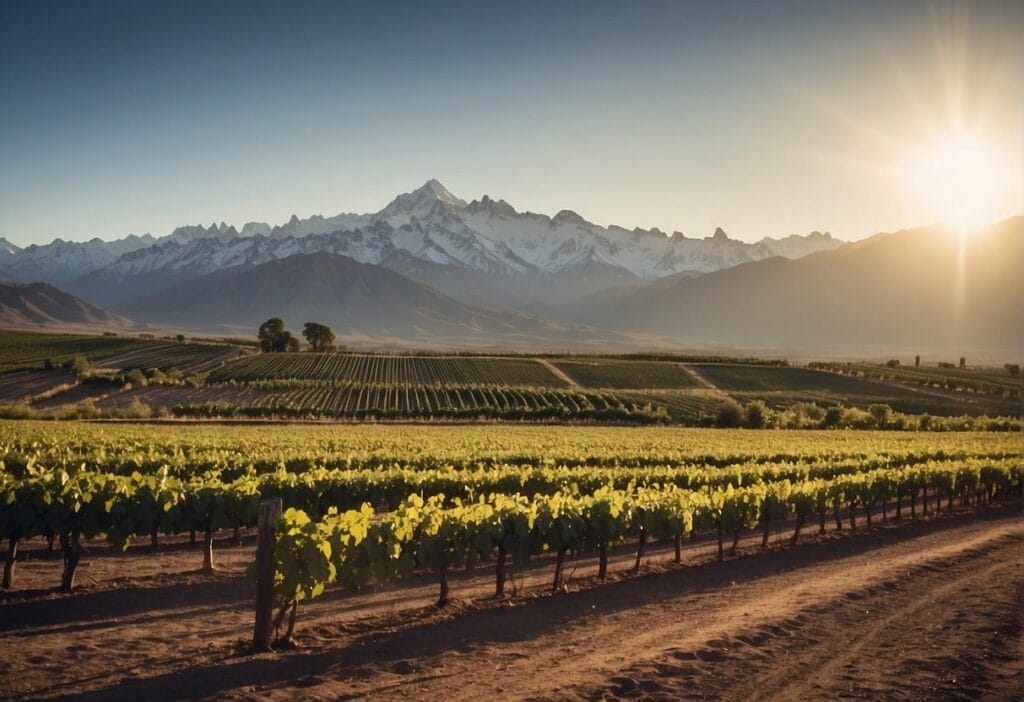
4 509 1019 701
580 528 1023 701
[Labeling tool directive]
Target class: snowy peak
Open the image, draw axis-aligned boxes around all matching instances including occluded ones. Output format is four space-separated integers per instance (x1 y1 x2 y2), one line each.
378 179 468 222
466 195 516 217
0 237 21 257
4 180 848 302
168 222 240 244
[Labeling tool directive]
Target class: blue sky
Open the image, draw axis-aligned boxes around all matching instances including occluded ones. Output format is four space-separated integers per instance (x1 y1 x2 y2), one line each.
1 0 1021 245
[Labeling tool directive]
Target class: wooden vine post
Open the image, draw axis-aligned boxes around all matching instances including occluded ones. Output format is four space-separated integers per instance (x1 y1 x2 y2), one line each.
253 498 282 652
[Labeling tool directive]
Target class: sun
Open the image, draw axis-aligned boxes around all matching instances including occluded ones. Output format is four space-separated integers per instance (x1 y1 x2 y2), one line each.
908 134 1010 231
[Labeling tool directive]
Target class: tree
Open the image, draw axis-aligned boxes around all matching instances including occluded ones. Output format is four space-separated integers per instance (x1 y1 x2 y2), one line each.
302 323 336 352
867 403 892 429
176 334 186 343
258 318 299 352
914 354 920 367
959 356 966 369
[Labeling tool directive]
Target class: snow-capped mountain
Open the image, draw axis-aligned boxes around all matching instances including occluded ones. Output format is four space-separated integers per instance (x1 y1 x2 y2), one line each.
0 234 156 284
7 180 844 308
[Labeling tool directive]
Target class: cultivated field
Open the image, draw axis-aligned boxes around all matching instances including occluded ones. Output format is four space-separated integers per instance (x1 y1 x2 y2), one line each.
1 331 1018 425
552 357 701 389
1 422 1020 700
207 353 566 387
0 331 160 373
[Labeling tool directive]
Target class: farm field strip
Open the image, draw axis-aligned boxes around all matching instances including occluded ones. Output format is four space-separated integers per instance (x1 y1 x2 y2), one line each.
690 363 1018 416
552 358 701 389
206 353 566 387
3 423 1016 474
812 361 1021 397
98 382 663 422
0 331 160 374
97 343 241 373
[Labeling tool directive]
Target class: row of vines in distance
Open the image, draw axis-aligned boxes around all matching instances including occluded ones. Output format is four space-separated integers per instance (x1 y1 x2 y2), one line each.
207 353 566 387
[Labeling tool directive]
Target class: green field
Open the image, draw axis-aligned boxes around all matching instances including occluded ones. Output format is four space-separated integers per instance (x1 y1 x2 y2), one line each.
97 343 240 373
165 382 665 422
553 358 701 389
2 420 1017 603
1 332 1017 424
690 363 1017 417
812 362 1021 398
0 330 159 373
207 353 566 386
617 389 730 423
689 364 865 391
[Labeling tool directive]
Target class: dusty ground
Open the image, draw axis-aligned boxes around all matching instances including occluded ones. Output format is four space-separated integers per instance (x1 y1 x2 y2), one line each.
1 505 1021 701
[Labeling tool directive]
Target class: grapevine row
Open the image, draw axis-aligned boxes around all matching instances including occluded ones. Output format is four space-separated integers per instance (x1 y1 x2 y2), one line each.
268 461 1019 640
2 457 1017 593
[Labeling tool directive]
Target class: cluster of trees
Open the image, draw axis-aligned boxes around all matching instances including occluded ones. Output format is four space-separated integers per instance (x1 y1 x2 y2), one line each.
713 399 1017 432
257 318 336 353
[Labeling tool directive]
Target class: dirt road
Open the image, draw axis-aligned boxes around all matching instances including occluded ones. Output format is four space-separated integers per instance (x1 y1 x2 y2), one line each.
1 506 1020 700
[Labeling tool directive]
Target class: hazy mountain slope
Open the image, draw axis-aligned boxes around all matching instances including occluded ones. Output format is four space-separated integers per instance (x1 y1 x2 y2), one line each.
581 217 1023 356
0 237 21 258
117 252 631 347
0 281 130 327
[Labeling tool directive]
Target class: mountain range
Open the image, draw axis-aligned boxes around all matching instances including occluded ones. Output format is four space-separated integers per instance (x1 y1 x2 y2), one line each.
0 180 841 310
0 181 1019 358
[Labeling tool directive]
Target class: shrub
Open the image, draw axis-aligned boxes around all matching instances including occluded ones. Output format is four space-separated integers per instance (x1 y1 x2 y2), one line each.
715 400 744 428
821 406 844 428
868 403 892 428
792 402 825 423
65 355 93 376
743 400 769 429
842 407 875 429
123 368 147 387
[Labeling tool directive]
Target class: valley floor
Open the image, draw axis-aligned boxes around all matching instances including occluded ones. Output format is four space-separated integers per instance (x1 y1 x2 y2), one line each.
1 505 1021 700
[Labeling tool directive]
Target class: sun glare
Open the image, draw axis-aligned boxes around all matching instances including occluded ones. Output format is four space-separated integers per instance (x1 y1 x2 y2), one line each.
909 135 1010 231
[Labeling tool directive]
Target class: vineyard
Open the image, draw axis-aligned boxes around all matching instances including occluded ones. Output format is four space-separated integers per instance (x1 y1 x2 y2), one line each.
2 423 1018 604
96 343 241 373
0 330 1019 424
176 383 665 422
206 353 566 386
0 330 160 373
811 361 1021 399
551 358 701 389
693 362 1019 417
1 421 1021 698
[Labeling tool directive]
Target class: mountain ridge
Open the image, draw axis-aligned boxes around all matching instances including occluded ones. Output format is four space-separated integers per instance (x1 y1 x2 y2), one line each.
573 217 1023 357
0 280 129 328
0 181 843 300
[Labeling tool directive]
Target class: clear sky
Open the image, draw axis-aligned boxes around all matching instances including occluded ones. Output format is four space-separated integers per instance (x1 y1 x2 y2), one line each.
1 0 1021 246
